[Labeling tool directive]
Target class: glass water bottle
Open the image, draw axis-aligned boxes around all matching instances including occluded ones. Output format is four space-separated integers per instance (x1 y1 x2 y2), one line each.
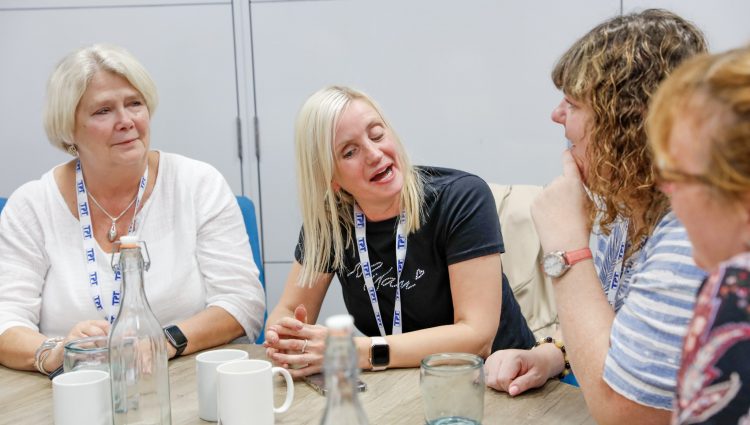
320 314 369 425
109 236 172 424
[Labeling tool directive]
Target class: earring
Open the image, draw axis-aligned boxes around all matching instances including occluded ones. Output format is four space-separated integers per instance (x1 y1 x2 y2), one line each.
66 144 78 156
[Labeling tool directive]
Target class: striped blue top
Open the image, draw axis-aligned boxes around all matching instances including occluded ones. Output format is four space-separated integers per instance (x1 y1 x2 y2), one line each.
593 211 706 410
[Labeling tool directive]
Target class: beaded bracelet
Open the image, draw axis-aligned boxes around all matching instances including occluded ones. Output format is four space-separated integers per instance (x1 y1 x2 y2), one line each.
534 336 571 379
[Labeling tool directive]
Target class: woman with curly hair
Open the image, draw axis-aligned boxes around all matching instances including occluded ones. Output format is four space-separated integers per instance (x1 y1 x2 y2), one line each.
486 9 708 424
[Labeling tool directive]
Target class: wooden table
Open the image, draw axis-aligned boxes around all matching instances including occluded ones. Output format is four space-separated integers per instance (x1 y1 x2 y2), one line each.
0 345 594 424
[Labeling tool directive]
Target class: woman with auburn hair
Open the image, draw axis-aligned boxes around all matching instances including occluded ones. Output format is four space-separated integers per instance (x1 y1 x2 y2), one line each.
263 85 534 377
485 9 708 424
647 46 750 425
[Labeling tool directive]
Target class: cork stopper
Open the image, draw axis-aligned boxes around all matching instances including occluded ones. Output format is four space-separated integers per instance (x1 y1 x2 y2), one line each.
119 235 138 248
325 314 354 330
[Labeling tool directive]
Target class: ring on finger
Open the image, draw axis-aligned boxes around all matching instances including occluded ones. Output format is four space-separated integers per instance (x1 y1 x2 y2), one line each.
300 339 308 354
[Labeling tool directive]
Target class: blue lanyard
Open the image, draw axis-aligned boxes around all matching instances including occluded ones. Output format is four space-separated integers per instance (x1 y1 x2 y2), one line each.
74 160 148 323
353 204 407 336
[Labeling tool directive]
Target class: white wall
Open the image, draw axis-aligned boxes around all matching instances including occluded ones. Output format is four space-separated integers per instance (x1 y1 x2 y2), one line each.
250 0 750 323
623 0 750 51
0 0 259 200
1 0 748 325
251 0 621 321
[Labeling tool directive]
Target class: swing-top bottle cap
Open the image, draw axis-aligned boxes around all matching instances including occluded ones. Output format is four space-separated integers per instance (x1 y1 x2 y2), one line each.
119 235 139 248
325 314 354 330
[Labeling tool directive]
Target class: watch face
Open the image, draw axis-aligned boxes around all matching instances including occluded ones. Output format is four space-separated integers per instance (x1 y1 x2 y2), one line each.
164 325 187 348
371 344 389 366
543 252 566 277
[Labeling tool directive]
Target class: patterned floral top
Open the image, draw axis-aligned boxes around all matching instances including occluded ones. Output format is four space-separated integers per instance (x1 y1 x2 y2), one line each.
674 251 750 424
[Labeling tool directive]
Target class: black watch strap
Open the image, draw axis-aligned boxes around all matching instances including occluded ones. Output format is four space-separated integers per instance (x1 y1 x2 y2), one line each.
48 365 65 380
163 325 188 357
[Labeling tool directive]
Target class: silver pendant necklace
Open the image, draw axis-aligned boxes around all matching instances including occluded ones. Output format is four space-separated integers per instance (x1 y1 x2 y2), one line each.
88 192 137 242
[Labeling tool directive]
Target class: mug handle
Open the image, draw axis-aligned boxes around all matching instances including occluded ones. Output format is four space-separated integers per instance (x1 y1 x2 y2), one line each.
272 367 294 413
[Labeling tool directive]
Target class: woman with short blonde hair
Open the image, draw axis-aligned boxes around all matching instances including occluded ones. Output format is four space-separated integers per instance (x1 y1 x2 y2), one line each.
0 44 265 375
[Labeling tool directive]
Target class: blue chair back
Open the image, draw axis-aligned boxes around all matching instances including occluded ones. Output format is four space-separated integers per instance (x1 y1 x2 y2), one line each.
562 372 579 387
0 198 6 214
235 196 267 343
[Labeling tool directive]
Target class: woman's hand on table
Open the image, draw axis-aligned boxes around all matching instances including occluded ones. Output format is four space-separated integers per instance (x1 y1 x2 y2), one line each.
264 304 328 378
484 346 561 396
65 319 110 340
45 320 110 372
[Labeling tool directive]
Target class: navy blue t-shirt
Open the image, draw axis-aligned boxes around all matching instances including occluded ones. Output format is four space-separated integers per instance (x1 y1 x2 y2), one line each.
296 166 533 350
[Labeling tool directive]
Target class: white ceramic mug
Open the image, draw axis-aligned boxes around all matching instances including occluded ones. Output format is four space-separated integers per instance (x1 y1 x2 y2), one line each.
52 369 112 425
216 359 294 425
196 348 250 421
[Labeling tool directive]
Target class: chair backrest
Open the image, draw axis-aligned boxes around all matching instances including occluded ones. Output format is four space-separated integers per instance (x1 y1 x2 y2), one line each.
488 184 557 338
235 196 267 343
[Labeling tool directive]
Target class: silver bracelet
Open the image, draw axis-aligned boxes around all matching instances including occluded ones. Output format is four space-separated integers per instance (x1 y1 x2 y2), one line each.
34 337 64 375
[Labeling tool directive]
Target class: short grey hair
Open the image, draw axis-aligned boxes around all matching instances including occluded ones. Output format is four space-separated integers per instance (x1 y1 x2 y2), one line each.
43 44 158 154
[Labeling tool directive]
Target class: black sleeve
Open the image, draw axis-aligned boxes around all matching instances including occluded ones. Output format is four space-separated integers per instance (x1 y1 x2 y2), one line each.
435 174 504 265
293 226 305 264
293 226 336 273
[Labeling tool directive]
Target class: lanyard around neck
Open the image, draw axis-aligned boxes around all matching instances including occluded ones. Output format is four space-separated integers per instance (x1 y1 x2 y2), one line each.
75 160 149 323
353 203 407 336
606 219 629 306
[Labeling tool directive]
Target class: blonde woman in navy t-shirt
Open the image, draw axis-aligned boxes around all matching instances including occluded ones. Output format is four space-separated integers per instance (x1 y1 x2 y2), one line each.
264 86 534 377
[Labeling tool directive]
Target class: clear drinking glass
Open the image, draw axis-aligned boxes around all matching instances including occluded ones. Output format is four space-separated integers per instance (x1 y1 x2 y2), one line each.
63 335 109 373
420 353 484 425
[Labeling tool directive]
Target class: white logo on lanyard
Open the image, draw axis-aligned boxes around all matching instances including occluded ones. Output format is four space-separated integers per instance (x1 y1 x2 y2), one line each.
607 219 629 306
75 160 148 323
353 203 407 336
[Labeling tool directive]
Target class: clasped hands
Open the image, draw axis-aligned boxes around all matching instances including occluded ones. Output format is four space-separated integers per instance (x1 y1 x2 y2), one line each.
263 304 329 378
43 316 184 373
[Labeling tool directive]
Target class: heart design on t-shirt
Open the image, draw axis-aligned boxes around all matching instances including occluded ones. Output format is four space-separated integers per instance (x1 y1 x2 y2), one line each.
415 269 425 280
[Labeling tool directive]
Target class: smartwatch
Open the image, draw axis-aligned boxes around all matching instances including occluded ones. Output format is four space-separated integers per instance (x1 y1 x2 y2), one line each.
163 325 188 357
369 336 390 371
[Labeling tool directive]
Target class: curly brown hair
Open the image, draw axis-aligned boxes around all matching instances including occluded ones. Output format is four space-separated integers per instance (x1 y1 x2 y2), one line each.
552 9 707 250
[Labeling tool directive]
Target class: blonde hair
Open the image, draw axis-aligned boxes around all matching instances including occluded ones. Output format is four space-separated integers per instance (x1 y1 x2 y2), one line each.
648 46 750 201
552 9 707 250
295 86 424 287
44 44 158 154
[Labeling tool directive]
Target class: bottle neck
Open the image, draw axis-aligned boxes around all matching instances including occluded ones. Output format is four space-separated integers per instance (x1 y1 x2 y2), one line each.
118 247 147 307
324 331 361 402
